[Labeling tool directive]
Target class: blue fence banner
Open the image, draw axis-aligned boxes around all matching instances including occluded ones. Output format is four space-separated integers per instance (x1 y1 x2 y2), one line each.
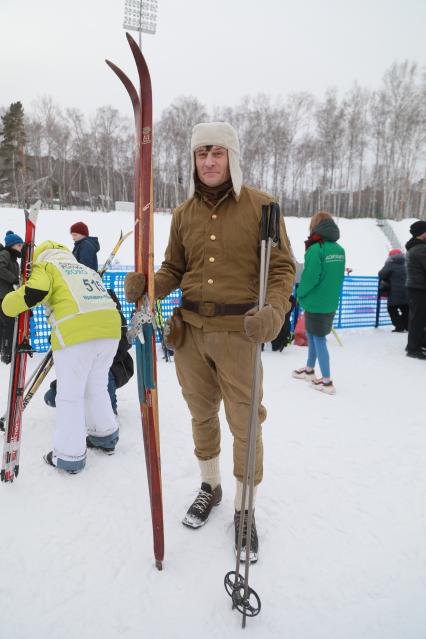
333 276 391 329
29 273 391 352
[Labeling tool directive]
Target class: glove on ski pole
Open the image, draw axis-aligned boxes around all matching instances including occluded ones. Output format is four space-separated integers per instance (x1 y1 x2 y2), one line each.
244 305 283 343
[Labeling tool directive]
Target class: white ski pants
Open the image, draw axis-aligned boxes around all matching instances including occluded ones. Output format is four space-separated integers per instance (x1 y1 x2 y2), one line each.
52 338 119 464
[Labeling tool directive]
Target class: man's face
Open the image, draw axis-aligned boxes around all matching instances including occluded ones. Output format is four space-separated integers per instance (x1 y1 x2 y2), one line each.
71 232 85 241
194 145 231 188
11 243 23 253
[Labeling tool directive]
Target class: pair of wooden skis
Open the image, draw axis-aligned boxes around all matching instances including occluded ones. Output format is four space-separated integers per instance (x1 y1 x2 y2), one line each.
107 34 164 570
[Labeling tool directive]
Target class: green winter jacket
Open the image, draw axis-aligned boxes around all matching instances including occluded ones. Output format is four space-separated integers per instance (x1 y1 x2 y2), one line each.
297 219 345 313
1 241 121 350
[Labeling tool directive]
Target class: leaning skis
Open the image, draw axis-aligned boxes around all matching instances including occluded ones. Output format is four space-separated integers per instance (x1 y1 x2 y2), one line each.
1 201 40 483
106 34 164 570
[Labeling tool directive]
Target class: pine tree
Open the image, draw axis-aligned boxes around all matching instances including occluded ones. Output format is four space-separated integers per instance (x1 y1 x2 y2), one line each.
0 101 27 205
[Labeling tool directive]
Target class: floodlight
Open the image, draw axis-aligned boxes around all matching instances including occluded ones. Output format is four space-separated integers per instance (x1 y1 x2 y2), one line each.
123 0 158 36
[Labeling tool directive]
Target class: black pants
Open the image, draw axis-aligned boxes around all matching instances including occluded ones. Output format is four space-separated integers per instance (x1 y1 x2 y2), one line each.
387 304 409 331
407 289 426 352
0 306 15 363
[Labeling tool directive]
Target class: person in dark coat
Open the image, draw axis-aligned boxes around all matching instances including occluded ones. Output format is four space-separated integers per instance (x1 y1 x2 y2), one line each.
44 288 134 413
405 221 426 359
0 231 23 364
70 221 100 271
378 249 409 332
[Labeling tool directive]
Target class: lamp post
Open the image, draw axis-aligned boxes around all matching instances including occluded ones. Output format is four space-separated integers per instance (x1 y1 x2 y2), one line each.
123 0 158 48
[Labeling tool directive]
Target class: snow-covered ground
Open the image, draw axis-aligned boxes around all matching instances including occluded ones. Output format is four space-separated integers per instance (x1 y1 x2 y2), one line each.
1 207 425 638
0 206 419 274
1 329 425 639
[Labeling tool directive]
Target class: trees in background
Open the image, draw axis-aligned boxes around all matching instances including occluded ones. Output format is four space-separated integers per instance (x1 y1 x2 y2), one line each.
1 60 425 218
0 101 27 206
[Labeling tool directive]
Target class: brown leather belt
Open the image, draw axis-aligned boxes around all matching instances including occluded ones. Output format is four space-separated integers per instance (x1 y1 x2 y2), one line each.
182 299 255 317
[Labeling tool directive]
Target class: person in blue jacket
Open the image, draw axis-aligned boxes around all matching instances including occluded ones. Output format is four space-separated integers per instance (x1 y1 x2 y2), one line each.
70 221 99 271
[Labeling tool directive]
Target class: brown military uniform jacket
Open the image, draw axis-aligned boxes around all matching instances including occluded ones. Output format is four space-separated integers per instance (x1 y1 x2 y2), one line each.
154 185 296 332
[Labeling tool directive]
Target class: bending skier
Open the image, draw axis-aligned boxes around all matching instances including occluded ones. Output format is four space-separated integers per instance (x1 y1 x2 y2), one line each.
125 121 295 561
44 288 134 415
1 240 121 473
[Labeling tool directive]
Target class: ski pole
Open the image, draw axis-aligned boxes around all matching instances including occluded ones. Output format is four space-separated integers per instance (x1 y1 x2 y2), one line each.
225 203 279 626
0 351 53 431
331 328 343 346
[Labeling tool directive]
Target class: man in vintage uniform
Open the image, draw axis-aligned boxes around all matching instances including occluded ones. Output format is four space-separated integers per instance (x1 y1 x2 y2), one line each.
125 122 295 561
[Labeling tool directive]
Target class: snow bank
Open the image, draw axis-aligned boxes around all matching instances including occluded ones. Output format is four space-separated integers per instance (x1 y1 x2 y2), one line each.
1 206 419 275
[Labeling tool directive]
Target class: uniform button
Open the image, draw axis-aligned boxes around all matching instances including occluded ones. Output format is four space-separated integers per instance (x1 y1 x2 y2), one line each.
211 214 217 219
209 257 215 262
210 234 216 240
207 278 214 284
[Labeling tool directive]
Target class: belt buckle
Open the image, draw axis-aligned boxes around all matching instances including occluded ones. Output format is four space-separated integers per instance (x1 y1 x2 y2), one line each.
199 302 216 317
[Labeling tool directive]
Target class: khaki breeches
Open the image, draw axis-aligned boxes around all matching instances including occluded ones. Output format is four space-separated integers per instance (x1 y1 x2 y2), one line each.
174 324 266 485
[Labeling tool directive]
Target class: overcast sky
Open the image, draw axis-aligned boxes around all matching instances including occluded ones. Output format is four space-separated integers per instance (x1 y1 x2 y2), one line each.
1 0 426 120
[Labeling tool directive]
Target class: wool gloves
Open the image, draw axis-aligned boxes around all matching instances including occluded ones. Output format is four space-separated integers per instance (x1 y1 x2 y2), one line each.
244 305 283 344
124 272 146 303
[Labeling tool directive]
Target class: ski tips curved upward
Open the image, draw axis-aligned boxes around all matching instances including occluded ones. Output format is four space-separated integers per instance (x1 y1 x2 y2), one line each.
105 58 140 117
125 31 137 47
125 33 152 85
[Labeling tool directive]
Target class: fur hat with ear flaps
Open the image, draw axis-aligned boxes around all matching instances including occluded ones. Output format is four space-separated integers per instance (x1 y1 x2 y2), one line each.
189 121 243 198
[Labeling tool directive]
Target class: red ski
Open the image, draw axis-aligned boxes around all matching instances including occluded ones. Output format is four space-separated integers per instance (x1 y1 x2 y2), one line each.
106 34 164 570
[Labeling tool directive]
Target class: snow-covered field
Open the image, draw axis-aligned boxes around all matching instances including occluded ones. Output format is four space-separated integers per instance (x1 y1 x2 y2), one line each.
1 207 425 638
0 206 419 274
1 329 425 639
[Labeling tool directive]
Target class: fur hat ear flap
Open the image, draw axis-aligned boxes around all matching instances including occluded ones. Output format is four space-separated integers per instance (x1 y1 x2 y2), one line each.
188 122 243 198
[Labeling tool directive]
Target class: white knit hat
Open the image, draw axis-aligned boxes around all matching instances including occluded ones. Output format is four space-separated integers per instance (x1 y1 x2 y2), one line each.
189 121 243 198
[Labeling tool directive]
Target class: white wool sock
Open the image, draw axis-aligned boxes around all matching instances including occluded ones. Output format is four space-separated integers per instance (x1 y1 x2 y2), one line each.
198 456 221 489
234 480 257 512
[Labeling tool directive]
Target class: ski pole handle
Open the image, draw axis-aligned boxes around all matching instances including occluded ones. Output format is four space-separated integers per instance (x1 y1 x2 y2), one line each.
261 205 269 242
268 202 281 248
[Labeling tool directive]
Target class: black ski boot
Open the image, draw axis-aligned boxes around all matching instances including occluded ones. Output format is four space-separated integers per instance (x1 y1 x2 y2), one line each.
234 510 259 564
182 482 222 528
43 451 81 475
